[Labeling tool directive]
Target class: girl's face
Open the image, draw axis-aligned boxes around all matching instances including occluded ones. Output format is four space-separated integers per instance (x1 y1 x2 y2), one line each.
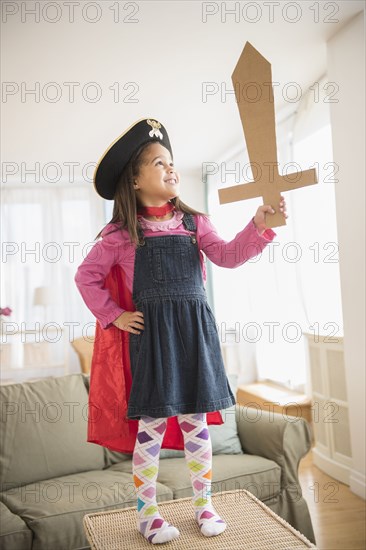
134 142 180 206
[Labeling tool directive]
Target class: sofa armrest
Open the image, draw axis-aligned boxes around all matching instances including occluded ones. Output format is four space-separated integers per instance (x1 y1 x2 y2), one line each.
235 405 312 488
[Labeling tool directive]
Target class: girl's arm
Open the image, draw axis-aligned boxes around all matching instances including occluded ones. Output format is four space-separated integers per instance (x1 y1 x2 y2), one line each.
196 214 276 269
74 228 129 329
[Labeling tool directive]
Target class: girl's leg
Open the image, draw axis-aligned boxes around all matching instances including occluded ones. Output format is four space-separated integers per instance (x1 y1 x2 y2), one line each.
133 416 180 544
177 412 227 537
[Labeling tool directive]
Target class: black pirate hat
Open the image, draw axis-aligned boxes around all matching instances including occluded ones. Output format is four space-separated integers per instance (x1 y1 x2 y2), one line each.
93 118 173 199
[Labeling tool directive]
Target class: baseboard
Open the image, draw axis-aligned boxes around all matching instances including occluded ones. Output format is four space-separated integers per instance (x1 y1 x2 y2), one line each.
349 469 366 500
312 447 350 485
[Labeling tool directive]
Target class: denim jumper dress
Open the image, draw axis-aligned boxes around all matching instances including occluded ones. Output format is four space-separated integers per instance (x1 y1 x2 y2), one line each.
127 213 236 420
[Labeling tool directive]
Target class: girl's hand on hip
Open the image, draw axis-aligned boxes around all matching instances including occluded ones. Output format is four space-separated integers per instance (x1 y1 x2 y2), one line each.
253 195 288 234
113 311 144 334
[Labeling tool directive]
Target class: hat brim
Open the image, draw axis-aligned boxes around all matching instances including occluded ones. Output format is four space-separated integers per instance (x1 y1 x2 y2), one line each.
93 118 173 200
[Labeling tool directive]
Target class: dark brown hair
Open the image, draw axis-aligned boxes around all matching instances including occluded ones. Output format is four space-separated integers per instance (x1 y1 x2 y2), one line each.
95 140 207 245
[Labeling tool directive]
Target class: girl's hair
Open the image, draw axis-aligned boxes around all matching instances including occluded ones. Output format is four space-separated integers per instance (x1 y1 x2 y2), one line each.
95 140 207 244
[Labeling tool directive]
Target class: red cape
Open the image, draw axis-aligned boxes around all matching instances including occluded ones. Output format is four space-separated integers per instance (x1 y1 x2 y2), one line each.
87 264 224 453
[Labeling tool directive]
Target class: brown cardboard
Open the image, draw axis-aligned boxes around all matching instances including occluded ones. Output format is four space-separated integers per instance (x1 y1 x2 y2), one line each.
218 42 318 228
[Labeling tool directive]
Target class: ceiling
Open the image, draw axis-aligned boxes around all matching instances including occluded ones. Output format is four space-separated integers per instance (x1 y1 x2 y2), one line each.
2 1 364 180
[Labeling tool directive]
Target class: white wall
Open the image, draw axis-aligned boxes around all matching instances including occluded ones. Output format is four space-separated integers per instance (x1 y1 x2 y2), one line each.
327 11 365 499
179 169 207 213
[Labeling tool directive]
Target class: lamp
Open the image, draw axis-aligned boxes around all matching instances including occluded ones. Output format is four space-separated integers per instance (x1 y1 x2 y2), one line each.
33 286 52 323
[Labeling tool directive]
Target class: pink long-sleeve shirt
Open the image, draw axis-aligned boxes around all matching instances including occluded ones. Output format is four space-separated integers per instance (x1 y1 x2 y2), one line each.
74 211 276 329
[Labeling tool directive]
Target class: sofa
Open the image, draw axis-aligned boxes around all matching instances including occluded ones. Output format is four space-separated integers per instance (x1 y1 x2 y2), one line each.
0 373 316 549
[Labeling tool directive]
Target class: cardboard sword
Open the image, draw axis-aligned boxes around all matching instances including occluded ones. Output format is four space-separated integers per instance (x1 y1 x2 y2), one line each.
218 42 318 228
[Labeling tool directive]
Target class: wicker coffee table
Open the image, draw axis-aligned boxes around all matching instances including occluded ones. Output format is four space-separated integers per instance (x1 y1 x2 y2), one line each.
83 489 317 549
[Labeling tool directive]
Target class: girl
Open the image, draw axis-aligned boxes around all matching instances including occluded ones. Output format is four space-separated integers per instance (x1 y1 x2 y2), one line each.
75 118 287 544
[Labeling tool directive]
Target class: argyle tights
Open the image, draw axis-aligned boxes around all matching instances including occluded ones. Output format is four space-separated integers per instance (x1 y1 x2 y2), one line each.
132 413 226 544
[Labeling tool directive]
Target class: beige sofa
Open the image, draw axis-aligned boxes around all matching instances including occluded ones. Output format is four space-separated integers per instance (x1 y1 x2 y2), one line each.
0 373 316 549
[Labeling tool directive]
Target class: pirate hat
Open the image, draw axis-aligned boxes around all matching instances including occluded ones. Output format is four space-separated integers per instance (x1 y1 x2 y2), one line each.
93 118 173 199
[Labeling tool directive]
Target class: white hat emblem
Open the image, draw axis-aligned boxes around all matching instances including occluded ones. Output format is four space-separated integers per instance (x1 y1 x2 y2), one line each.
147 119 163 140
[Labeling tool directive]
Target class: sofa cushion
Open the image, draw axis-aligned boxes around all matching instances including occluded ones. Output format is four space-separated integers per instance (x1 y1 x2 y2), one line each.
159 448 185 458
0 469 173 550
80 373 90 392
0 501 33 550
0 374 105 488
209 405 243 455
104 449 132 466
109 454 281 502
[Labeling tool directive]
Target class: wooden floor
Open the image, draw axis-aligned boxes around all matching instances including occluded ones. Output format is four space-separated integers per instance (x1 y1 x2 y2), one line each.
299 447 366 549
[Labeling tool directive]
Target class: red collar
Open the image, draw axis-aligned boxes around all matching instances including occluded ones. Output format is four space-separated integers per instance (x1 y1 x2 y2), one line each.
137 202 175 217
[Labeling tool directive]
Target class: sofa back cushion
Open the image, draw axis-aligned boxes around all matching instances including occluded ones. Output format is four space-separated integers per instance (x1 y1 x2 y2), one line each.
0 374 105 488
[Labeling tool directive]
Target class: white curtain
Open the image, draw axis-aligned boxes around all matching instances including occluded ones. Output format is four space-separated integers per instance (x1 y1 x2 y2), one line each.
1 183 104 378
206 75 343 392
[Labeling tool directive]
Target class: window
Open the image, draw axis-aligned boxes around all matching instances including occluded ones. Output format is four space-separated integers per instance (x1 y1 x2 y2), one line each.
1 184 104 381
206 88 343 391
